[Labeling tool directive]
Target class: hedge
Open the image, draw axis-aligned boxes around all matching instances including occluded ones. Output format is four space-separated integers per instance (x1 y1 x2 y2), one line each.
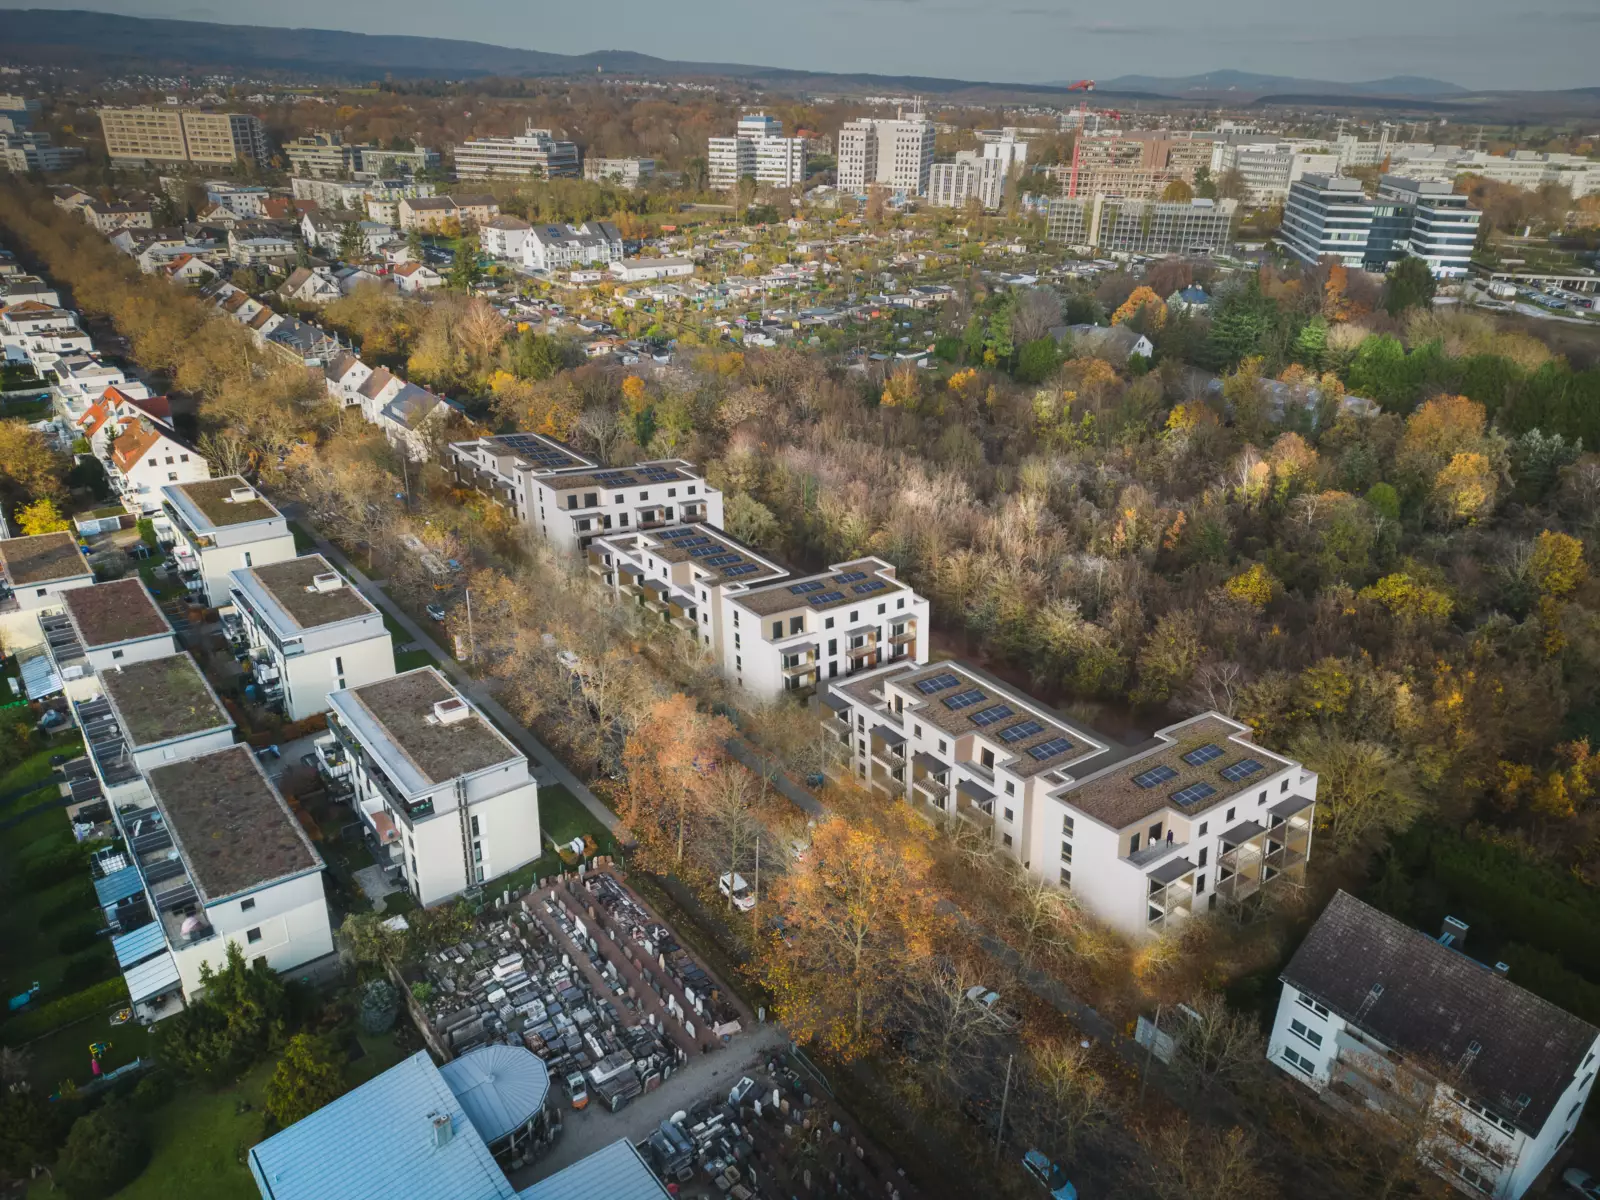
2 978 128 1044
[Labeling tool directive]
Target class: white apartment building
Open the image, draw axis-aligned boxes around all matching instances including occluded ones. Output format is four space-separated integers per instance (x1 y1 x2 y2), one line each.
521 221 623 273
583 157 655 188
104 417 211 515
755 137 808 188
1212 140 1342 204
159 477 297 608
707 137 755 191
448 432 595 524
929 159 984 209
41 576 177 701
719 557 930 699
737 114 783 139
480 215 532 261
709 115 808 191
929 135 1025 212
837 110 935 196
1271 891 1600 1200
520 460 723 555
453 126 580 180
326 668 543 906
227 554 395 722
0 532 95 653
1382 175 1481 278
112 744 333 1020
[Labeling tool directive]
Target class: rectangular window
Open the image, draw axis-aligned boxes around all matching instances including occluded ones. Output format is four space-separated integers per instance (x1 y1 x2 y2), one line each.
1003 808 1014 822
1198 822 1207 836
1061 842 1072 863
1059 867 1071 888
1195 873 1205 894
241 898 256 912
1296 993 1331 1019
1198 847 1208 867
1281 1046 1314 1075
1289 1019 1324 1048
246 927 262 944
771 620 782 639
470 815 480 836
1002 833 1013 848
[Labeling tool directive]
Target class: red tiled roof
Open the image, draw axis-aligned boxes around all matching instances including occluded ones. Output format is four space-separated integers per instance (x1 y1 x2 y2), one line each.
127 394 171 422
110 421 166 473
79 398 115 439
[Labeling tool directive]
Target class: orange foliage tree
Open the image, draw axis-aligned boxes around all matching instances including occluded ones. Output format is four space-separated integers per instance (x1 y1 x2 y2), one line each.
1111 286 1167 331
621 694 733 865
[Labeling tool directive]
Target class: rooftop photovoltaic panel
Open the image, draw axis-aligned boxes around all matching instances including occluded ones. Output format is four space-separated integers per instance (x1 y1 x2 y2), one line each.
809 591 845 605
656 528 693 541
1028 736 1075 761
915 673 960 695
1171 782 1218 806
1181 743 1224 767
704 553 740 566
689 546 718 558
944 689 985 710
853 580 887 595
790 581 827 595
1133 764 1179 789
1220 758 1264 782
836 571 868 584
722 563 760 577
970 704 1014 727
681 536 712 548
999 719 1045 743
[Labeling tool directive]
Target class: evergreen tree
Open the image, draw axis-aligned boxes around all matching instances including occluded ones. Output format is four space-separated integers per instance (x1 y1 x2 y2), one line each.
338 221 362 263
55 1106 148 1200
1293 314 1329 369
1383 255 1437 316
265 1034 348 1129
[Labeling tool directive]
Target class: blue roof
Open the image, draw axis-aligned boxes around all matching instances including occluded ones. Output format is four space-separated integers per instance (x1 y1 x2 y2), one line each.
439 1046 550 1145
94 865 144 908
517 1140 670 1200
111 921 166 968
249 1051 516 1200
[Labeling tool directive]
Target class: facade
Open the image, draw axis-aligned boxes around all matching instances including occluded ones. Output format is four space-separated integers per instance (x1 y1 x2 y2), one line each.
1280 173 1377 269
709 115 807 191
707 137 755 191
453 126 579 180
159 477 297 607
1212 140 1342 204
284 134 440 179
1382 176 1481 278
755 136 809 188
447 432 595 524
583 157 655 188
326 668 542 906
610 257 694 283
1046 195 1237 256
84 202 153 233
1281 173 1480 277
46 577 178 697
99 107 267 167
1 132 85 173
1064 130 1215 199
227 554 395 721
929 159 984 210
480 215 532 261
929 135 1026 211
837 111 935 195
1272 891 1600 1200
512 459 722 555
520 221 623 273
397 195 500 233
104 416 211 515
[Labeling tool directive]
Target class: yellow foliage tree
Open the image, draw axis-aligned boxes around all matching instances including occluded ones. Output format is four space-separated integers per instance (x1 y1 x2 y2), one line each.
1397 394 1487 480
1111 286 1167 331
16 498 70 536
1529 530 1587 598
1223 563 1276 609
620 375 650 417
1430 452 1497 525
1359 573 1453 624
879 364 921 409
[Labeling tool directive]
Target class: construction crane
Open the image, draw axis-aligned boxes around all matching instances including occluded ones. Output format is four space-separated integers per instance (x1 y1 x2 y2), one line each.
1066 80 1095 91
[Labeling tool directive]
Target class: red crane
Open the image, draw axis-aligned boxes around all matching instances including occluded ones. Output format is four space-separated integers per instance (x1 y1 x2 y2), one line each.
1066 80 1095 91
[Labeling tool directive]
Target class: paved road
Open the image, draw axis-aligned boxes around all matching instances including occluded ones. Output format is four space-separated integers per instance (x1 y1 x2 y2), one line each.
285 508 619 834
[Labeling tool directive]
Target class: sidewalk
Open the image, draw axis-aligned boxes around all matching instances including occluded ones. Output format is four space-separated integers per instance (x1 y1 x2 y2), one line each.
285 508 618 834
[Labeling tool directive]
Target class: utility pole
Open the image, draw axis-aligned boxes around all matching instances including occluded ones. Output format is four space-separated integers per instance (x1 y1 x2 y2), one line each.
993 1053 1014 1164
752 834 760 922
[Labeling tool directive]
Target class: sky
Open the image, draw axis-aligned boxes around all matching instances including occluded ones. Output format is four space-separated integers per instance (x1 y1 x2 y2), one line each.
7 0 1597 90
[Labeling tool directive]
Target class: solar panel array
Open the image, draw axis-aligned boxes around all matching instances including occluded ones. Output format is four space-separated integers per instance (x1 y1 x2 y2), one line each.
1133 764 1179 789
1220 758 1264 782
853 580 887 595
1181 743 1224 766
704 553 739 567
495 434 579 469
1170 782 1217 806
1028 737 1075 761
809 591 845 605
944 689 985 710
655 527 698 542
722 563 760 577
836 571 868 584
999 719 1045 743
970 704 1014 727
915 673 960 695
790 580 826 595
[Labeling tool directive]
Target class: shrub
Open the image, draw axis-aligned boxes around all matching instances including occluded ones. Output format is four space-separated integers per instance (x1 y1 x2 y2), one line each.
55 924 102 956
60 953 115 993
55 1104 149 1200
2 978 128 1044
130 1069 177 1110
358 980 398 1036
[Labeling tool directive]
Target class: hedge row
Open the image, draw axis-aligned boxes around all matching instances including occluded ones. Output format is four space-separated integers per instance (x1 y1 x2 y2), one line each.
2 977 128 1044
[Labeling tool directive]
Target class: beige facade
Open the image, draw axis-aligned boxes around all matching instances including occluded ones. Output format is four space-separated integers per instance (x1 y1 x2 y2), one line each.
99 107 267 167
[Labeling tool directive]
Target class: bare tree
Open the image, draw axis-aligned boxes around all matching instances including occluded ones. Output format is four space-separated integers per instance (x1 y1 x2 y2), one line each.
1167 993 1265 1095
1141 1120 1276 1200
1012 286 1064 346
1016 1038 1117 1158
1189 660 1247 716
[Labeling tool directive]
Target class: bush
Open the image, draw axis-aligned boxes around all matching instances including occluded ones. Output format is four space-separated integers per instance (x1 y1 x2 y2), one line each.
56 924 102 956
19 843 88 891
60 953 115 992
130 1069 177 1110
2 978 128 1044
39 888 96 929
55 1104 149 1200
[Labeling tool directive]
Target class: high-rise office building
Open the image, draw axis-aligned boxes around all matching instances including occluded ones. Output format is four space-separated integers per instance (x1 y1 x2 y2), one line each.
1046 195 1237 255
707 114 807 191
99 107 267 168
1281 173 1481 278
837 108 935 196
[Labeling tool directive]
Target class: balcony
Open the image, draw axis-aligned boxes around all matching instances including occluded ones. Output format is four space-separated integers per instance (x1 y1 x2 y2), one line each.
1216 821 1268 904
1127 837 1188 869
1146 857 1196 931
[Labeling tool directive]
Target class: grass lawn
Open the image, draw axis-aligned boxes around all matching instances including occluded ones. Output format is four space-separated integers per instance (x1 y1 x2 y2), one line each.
26 1016 152 1097
286 520 317 554
0 742 80 811
377 606 441 672
136 559 186 604
495 785 622 891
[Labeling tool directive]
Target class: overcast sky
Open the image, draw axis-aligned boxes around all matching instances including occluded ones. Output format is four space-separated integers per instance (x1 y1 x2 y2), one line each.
11 0 1597 90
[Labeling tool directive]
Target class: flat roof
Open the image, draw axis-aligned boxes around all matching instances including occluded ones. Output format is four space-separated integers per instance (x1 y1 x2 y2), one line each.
166 476 281 530
238 554 374 632
537 459 700 493
146 744 320 902
640 525 788 587
0 532 92 587
453 432 592 474
62 577 171 648
100 653 231 748
1056 712 1294 830
340 668 520 791
733 558 911 617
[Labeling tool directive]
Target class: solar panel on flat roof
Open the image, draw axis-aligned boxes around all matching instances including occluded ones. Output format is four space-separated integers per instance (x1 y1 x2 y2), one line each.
1028 736 1075 761
971 704 1014 727
681 536 712 548
723 562 760 577
689 546 718 557
944 689 985 710
1220 758 1264 782
836 571 868 584
809 591 845 605
853 580 887 595
704 553 739 566
1182 743 1225 766
1133 764 1179 789
790 580 826 594
915 673 960 695
999 719 1045 743
1171 782 1218 806
656 527 692 541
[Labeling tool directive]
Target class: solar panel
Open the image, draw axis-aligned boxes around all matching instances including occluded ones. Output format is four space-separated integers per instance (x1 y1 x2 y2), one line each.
915 673 960 695
656 528 690 541
681 536 712 548
704 553 739 566
1220 758 1264 782
790 581 826 595
1133 764 1179 789
853 581 887 595
1182 743 1224 767
1170 782 1217 806
943 689 985 710
1028 737 1074 761
970 704 1014 727
722 563 759 577
689 546 717 558
999 719 1045 743
836 571 868 584
809 591 845 605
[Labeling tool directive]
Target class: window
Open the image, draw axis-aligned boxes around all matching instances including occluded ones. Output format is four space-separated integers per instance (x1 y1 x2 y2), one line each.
1129 833 1140 853
241 898 256 912
1062 815 1075 836
1195 874 1205 894
1296 993 1331 1019
1226 807 1236 822
1281 779 1290 792
1148 822 1163 843
1004 781 1014 796
1280 1046 1314 1075
1004 808 1014 822
1288 1019 1323 1049
790 616 803 636
1198 822 1207 836
167 471 178 481
472 844 483 862
246 927 262 944
898 598 906 609
938 739 946 753
470 815 480 836
243 551 253 567
771 620 782 638
1060 842 1072 863
1198 847 1208 867
878 603 886 615
1002 833 1013 848
112 649 124 659
825 617 835 629
1059 867 1071 888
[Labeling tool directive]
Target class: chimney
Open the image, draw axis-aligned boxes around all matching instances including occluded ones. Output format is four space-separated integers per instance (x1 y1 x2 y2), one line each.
429 1112 453 1149
1440 916 1468 949
1494 962 1510 977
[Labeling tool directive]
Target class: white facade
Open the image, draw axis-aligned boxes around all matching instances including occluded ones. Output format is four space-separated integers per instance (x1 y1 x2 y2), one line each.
708 137 755 191
609 257 694 283
0 532 95 653
105 420 212 515
327 669 543 907
480 216 532 261
453 126 579 179
710 116 807 191
522 460 723 555
1382 176 1481 279
583 157 655 188
754 137 808 188
1280 173 1377 269
521 221 623 273
448 432 595 525
837 111 935 196
160 478 298 608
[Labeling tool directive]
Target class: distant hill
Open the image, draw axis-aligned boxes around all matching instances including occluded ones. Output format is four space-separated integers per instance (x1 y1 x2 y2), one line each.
1093 70 1470 100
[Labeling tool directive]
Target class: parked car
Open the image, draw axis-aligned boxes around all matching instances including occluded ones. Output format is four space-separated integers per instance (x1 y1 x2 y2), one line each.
966 985 1020 1031
426 603 447 622
1022 1150 1077 1200
1565 1168 1600 1199
719 872 756 912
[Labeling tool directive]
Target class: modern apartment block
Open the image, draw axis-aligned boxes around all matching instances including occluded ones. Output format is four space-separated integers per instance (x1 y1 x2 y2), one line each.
1211 139 1343 204
99 107 267 168
0 531 95 652
283 134 440 179
708 114 808 190
159 477 297 608
929 159 985 209
1046 195 1237 256
41 577 178 699
1272 891 1600 1200
1281 174 1376 269
521 221 624 273
930 133 1028 211
453 126 579 180
707 136 755 191
448 432 596 524
515 459 723 555
1282 173 1480 278
227 555 395 721
1062 130 1215 199
837 110 935 196
583 157 655 188
326 668 543 906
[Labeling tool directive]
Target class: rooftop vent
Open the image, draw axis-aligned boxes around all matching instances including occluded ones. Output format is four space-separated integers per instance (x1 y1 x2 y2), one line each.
306 572 343 594
1494 962 1511 977
1440 915 1469 949
429 1112 453 1149
431 697 470 726
227 486 255 503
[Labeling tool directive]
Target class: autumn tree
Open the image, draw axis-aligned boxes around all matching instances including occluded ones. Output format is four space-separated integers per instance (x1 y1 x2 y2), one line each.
1111 286 1168 332
1292 730 1419 852
0 420 66 501
1016 1037 1116 1158
621 693 731 864
15 498 70 535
